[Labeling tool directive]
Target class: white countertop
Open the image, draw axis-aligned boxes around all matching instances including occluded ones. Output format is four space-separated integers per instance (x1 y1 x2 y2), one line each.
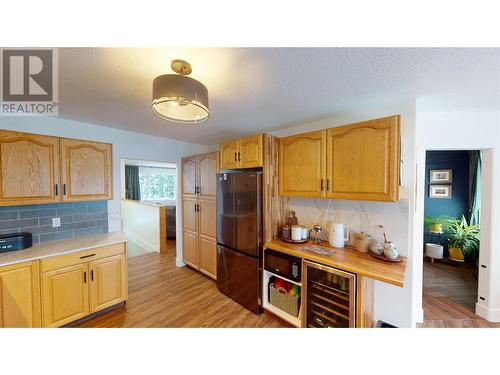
0 231 127 268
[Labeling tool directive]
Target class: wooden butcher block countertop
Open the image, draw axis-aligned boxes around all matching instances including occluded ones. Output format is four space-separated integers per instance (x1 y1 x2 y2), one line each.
264 239 407 287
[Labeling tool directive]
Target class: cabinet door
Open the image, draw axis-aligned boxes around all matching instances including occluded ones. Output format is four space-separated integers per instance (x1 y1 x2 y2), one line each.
326 116 400 201
220 140 239 169
182 198 198 232
239 134 263 168
182 156 198 197
198 152 218 198
60 138 113 202
198 199 216 239
199 237 216 279
41 263 90 327
0 130 60 206
0 261 41 328
279 130 326 198
182 229 199 268
89 254 127 313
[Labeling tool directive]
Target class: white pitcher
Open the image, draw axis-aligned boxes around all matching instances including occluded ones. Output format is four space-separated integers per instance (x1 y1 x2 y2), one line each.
329 223 349 248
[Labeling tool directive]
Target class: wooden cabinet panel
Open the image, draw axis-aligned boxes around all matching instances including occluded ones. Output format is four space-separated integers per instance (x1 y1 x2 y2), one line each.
199 236 216 279
220 140 239 169
0 131 60 206
182 156 197 197
90 254 127 313
182 198 198 232
0 261 41 328
199 153 218 198
279 130 326 198
239 134 263 168
182 229 199 268
199 199 216 238
326 116 400 201
60 138 113 202
41 263 90 328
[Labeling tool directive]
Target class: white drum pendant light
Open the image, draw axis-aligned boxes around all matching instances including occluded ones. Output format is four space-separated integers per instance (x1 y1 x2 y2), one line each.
152 60 209 124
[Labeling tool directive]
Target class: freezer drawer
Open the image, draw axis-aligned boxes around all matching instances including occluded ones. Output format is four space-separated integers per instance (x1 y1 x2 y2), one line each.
217 245 261 313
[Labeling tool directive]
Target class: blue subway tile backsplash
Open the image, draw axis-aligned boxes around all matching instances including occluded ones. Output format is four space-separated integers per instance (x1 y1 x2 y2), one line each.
0 201 108 244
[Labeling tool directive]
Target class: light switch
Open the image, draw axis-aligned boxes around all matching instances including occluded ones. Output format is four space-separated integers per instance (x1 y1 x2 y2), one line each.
52 217 61 228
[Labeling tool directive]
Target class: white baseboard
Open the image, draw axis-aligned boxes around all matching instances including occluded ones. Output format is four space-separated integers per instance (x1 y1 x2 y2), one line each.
476 303 500 322
416 308 424 324
123 230 159 253
175 258 186 267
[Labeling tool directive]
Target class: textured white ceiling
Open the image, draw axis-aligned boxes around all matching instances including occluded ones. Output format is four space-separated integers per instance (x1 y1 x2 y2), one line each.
58 48 500 145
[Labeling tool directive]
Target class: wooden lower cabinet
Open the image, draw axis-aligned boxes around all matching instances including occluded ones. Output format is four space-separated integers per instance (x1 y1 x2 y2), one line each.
182 229 199 268
199 236 217 279
90 254 127 313
41 263 90 328
0 261 41 328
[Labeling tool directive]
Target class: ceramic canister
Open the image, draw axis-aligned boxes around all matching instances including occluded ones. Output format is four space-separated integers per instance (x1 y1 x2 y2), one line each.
291 225 302 241
282 225 291 239
301 226 308 240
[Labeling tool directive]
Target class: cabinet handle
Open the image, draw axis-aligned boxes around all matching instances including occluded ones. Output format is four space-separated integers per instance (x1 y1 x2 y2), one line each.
237 152 241 162
326 178 330 192
63 183 67 195
320 179 324 191
84 271 87 284
55 183 59 196
91 269 94 282
234 152 237 162
80 253 96 259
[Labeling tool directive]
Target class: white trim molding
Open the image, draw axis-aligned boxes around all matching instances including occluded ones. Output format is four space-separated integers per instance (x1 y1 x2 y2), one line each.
476 303 500 322
176 258 186 268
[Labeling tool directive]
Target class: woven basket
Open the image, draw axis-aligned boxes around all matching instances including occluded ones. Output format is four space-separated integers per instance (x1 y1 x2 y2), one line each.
269 284 300 317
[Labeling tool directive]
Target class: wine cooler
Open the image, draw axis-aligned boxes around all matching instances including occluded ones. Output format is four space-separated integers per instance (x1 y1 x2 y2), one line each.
303 260 356 328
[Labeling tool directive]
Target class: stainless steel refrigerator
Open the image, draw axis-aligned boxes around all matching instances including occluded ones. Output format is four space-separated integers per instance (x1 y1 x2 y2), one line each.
216 170 263 313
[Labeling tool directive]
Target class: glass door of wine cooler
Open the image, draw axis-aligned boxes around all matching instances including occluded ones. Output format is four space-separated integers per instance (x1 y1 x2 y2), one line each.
304 260 356 328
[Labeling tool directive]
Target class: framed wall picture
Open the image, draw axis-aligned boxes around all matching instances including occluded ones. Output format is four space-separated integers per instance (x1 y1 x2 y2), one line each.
429 169 453 184
429 185 452 199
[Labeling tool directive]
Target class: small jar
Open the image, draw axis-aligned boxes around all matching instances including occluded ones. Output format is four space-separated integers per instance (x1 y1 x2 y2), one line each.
291 225 302 241
282 225 291 239
301 226 308 240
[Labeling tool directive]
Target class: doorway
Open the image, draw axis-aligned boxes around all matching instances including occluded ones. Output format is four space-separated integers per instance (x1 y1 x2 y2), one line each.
420 150 482 326
120 159 177 257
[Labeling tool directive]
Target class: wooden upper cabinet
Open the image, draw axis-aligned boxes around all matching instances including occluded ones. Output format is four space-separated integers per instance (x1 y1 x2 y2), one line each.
198 152 218 198
0 261 41 328
239 134 263 168
220 135 264 169
326 115 400 201
182 156 197 197
220 140 239 169
0 131 60 206
60 138 113 202
279 130 326 198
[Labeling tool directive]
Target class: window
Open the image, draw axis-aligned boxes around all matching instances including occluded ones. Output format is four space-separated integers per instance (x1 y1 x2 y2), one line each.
138 167 176 201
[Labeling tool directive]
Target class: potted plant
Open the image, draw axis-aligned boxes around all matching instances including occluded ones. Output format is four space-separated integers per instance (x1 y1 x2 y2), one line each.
424 215 453 234
446 215 480 262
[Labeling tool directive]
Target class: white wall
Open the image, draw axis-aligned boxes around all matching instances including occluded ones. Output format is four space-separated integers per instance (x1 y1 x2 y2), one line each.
0 116 208 263
121 200 162 252
414 110 500 322
270 100 417 327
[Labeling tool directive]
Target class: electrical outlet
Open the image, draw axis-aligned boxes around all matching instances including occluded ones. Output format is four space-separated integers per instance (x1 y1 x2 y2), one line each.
52 217 61 228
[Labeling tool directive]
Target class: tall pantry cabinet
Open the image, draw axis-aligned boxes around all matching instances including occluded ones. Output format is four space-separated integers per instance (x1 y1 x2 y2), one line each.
181 151 218 279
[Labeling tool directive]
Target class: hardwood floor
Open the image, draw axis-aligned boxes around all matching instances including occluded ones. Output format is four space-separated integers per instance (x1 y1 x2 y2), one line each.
418 257 500 328
77 241 286 328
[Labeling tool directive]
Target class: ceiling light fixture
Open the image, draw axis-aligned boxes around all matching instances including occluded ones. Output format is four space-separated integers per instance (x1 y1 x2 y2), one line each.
152 59 210 124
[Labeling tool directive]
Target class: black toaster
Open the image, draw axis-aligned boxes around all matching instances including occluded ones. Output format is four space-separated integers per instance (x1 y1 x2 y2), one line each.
0 232 33 253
